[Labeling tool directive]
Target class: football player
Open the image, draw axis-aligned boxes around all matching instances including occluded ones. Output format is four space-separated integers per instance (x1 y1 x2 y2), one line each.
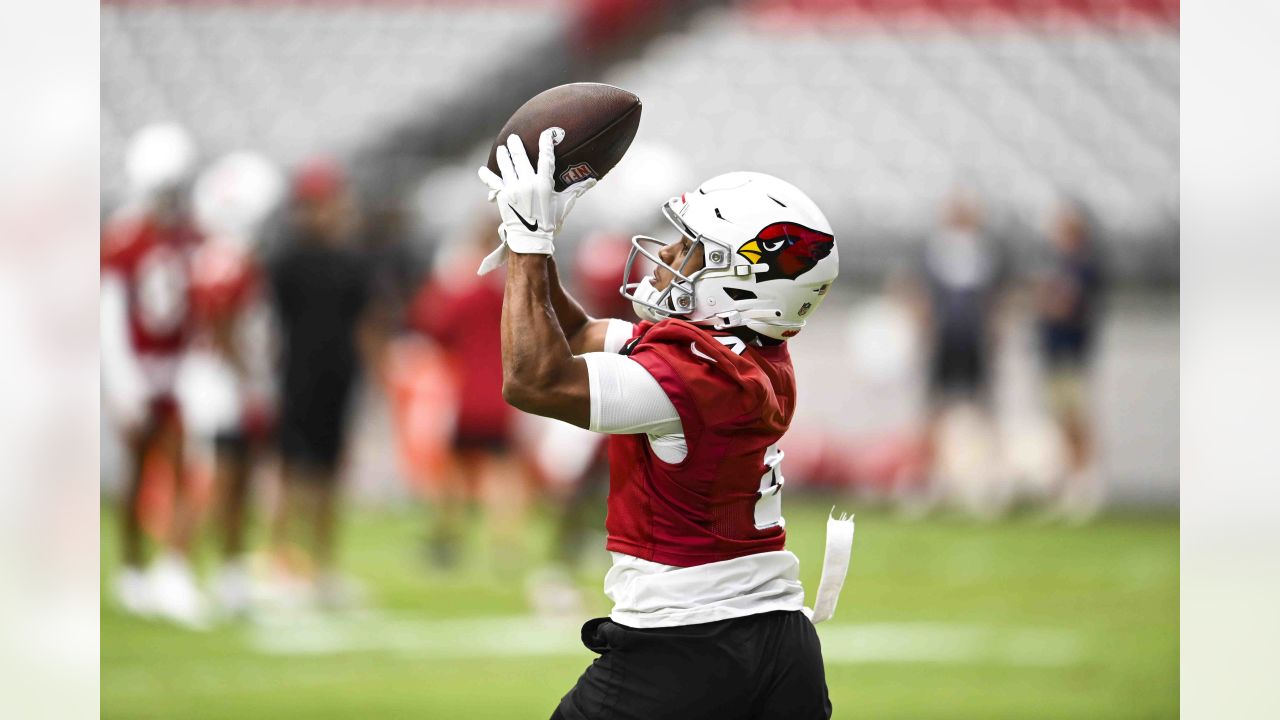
478 129 847 719
185 151 285 614
102 123 205 626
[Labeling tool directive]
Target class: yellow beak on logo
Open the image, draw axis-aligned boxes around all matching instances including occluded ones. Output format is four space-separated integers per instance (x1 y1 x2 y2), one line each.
738 239 762 264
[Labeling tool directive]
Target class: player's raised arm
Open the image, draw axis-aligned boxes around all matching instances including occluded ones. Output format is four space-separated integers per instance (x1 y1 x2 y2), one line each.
546 258 627 355
479 129 597 427
501 253 589 426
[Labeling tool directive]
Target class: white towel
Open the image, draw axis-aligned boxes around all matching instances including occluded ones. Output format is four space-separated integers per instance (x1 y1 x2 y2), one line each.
803 510 855 624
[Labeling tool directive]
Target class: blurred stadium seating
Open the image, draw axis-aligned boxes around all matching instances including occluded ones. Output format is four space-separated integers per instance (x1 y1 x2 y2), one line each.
604 0 1178 276
103 1 1179 279
101 0 574 206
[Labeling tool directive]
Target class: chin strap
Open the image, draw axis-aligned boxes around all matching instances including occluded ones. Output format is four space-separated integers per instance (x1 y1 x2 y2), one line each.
711 307 790 330
802 509 855 624
711 309 743 329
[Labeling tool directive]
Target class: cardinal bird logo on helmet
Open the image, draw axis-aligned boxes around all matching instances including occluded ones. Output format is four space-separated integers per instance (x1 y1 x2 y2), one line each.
736 222 835 282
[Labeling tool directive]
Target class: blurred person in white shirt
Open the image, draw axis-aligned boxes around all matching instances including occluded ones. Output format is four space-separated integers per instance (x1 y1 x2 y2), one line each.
180 152 285 615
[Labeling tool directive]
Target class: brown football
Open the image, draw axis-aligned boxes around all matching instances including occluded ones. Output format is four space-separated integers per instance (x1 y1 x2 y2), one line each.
486 83 642 191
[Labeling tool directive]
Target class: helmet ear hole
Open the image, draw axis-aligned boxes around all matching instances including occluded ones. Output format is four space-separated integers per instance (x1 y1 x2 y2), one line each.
723 288 757 301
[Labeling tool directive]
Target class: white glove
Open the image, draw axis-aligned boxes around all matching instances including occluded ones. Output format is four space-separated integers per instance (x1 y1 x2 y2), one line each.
476 128 596 275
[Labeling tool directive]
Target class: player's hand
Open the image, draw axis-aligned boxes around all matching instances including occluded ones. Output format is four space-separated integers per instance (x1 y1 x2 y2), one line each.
476 128 596 275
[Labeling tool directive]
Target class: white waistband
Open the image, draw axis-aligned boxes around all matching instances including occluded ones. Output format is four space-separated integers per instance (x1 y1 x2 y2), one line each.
605 550 805 628
605 512 856 628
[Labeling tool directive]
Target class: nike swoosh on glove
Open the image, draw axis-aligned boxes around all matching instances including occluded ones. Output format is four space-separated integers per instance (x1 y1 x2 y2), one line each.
477 128 596 275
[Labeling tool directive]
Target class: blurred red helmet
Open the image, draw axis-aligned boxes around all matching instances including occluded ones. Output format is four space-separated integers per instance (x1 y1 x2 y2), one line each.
292 157 346 203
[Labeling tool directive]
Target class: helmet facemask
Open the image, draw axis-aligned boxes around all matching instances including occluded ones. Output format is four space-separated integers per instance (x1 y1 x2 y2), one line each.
620 201 733 322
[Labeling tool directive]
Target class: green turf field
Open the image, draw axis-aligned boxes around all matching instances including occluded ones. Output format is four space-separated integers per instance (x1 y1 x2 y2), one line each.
102 500 1178 719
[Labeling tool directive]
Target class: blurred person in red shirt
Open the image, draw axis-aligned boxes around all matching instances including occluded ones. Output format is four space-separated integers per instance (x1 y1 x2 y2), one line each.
521 232 642 616
267 159 376 606
101 123 206 626
183 152 285 615
1036 200 1105 521
546 235 633 555
408 213 528 570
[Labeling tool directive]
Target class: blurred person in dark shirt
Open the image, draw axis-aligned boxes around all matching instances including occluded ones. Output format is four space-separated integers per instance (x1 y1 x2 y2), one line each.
408 214 526 571
363 198 423 332
921 192 1004 400
1037 201 1105 521
268 159 376 606
910 190 1008 516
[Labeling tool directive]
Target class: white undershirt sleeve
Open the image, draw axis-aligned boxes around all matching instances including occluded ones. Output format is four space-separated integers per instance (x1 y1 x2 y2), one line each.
583 352 683 436
100 274 149 428
602 318 636 355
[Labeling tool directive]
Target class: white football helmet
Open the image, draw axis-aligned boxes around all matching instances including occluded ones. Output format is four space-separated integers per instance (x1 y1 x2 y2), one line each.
621 171 838 341
125 123 197 200
193 151 285 247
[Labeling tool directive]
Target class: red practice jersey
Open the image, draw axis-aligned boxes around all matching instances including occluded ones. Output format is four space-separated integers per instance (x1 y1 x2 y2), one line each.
409 272 513 442
101 210 202 356
606 319 797 567
188 238 275 437
189 238 260 325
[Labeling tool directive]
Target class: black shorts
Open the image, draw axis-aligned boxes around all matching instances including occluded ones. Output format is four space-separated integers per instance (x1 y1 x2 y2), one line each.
552 611 830 720
278 381 354 476
930 338 988 399
453 433 511 454
213 431 250 458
